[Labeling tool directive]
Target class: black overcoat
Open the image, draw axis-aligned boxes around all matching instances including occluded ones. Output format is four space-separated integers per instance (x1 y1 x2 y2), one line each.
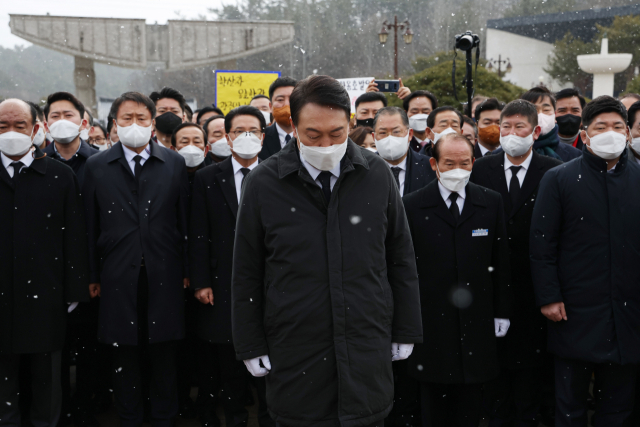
257 124 281 160
403 180 512 384
189 157 240 344
232 139 423 427
531 147 640 364
82 142 190 345
470 151 561 369
0 147 89 354
402 148 437 196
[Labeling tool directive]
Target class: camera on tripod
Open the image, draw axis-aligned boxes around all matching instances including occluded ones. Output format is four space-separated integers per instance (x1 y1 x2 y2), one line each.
455 31 480 51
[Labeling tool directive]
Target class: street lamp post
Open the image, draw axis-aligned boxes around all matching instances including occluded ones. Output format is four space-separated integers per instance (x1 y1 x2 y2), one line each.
378 16 413 79
486 54 512 79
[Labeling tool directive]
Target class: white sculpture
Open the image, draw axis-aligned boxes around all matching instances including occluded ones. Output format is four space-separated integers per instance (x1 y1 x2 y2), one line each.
577 36 632 98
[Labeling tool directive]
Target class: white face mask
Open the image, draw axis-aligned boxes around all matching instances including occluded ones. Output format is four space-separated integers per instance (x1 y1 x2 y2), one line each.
433 127 456 144
80 128 90 141
96 143 110 151
49 119 81 144
538 113 556 136
587 130 627 160
630 136 640 154
437 164 471 193
46 132 53 143
365 147 377 153
118 122 152 148
297 128 348 171
32 127 45 147
178 145 205 167
231 132 262 160
209 137 232 158
500 132 535 157
260 111 271 124
0 130 34 157
376 132 410 161
409 114 429 132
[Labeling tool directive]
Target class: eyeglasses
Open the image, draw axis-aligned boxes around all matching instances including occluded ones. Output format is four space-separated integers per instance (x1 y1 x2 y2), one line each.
230 130 263 138
89 137 106 144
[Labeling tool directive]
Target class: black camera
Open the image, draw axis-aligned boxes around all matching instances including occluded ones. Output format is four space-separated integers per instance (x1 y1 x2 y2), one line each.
455 31 480 51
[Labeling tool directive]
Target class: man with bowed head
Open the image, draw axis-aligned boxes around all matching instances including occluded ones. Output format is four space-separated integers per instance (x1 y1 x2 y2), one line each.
232 75 422 427
82 92 190 427
531 96 640 426
0 99 90 427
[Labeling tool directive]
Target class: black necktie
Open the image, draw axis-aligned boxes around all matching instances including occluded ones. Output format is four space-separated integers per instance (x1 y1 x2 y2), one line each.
10 161 23 187
318 171 333 204
391 167 402 190
449 192 460 222
240 168 251 178
284 134 292 146
133 155 143 180
509 166 522 206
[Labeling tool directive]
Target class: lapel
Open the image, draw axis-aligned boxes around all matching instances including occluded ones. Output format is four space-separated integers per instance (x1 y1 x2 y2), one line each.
217 157 239 218
487 152 512 214
403 149 413 196
264 124 282 156
0 147 48 191
0 162 12 190
474 143 483 159
510 151 545 218
107 142 136 181
458 183 485 226
420 180 456 228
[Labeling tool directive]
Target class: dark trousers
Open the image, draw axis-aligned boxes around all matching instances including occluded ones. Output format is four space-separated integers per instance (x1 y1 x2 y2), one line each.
555 356 637 427
112 265 179 427
0 350 62 427
254 376 275 427
387 359 420 426
487 367 543 427
624 370 640 427
420 382 483 427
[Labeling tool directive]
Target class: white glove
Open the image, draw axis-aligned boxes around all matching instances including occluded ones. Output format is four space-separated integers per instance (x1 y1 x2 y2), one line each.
494 318 510 337
391 343 414 361
244 355 271 377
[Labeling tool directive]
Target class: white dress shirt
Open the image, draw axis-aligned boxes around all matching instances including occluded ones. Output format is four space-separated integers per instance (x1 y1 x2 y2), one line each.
122 144 151 175
1 148 35 177
232 156 259 202
299 153 340 191
276 123 294 149
478 143 491 156
438 181 466 213
504 151 533 190
385 156 407 195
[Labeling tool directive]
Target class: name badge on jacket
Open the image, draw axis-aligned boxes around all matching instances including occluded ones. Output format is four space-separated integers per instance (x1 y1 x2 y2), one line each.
472 229 489 237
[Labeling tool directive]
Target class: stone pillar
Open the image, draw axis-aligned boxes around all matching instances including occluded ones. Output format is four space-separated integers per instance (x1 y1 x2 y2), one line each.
74 56 96 111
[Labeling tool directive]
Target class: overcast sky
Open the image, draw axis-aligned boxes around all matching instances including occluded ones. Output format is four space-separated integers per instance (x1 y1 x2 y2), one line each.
0 0 225 48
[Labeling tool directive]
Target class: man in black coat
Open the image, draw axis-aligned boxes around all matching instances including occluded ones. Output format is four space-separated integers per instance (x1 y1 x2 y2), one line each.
531 96 640 426
0 98 90 427
403 133 512 427
258 77 297 160
419 106 464 158
190 106 269 427
232 75 423 427
470 100 562 426
82 92 190 427
402 90 438 153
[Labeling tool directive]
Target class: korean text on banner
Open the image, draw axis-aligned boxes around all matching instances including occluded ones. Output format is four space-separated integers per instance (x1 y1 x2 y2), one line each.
215 70 281 115
337 77 374 114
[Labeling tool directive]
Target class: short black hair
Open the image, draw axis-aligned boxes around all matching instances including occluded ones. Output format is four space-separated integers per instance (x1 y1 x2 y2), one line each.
582 95 627 129
26 101 44 122
290 75 351 126
474 98 505 122
184 104 193 122
355 92 388 110
432 133 474 162
85 109 94 126
521 86 556 109
627 101 640 129
170 122 206 147
110 92 156 121
269 77 298 100
500 99 538 128
197 106 225 125
620 93 640 103
203 114 225 139
462 116 478 137
91 123 108 139
251 94 270 102
44 91 85 120
426 106 463 129
555 88 586 109
372 106 409 130
149 87 186 115
106 114 115 134
402 90 438 112
224 105 267 133
348 126 374 146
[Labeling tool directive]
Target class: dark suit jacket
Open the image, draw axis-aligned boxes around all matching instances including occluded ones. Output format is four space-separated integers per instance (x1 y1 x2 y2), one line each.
82 142 190 345
0 147 89 354
258 124 282 160
403 181 512 384
474 143 483 159
418 142 433 158
409 136 423 153
470 151 562 369
402 148 437 196
189 157 244 343
42 140 99 186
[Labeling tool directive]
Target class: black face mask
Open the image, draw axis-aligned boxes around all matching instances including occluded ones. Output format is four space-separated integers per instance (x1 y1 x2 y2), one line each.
155 112 183 134
356 118 374 128
556 114 582 136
